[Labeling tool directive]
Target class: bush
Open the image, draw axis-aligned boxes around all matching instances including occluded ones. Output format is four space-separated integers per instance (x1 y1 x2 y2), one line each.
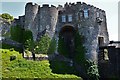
10 25 23 43
50 60 78 75
10 25 33 44
0 13 14 22
2 43 23 53
25 34 51 55
23 30 33 44
35 34 51 54
10 56 16 61
85 60 99 80
1 49 81 79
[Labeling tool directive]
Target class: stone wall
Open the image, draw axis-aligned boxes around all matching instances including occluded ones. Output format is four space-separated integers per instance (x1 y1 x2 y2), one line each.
12 2 109 62
38 4 58 39
98 46 120 79
0 17 11 37
57 2 109 61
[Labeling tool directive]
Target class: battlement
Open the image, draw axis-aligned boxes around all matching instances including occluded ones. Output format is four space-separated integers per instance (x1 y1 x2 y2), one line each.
26 2 38 6
25 2 39 12
25 2 105 15
26 2 32 6
13 2 109 63
40 4 57 10
42 4 49 8
62 2 105 14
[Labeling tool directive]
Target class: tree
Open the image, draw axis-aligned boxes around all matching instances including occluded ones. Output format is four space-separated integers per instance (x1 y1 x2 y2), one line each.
10 25 33 44
35 34 51 54
10 25 23 43
25 34 51 60
23 29 33 44
25 39 36 60
0 13 14 21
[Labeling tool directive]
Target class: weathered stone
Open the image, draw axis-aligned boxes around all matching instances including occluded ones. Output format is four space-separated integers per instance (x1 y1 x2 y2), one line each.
12 2 109 62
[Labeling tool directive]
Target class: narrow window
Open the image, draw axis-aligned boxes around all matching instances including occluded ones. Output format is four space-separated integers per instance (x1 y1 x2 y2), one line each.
77 12 81 21
80 12 83 17
97 12 100 18
62 15 66 22
104 49 109 60
84 9 89 18
68 14 72 22
98 37 104 46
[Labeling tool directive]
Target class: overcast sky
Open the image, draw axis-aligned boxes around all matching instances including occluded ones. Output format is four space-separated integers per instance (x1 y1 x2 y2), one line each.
0 0 119 41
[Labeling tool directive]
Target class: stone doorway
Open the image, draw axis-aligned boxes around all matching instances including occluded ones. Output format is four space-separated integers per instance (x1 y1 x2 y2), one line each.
59 25 75 58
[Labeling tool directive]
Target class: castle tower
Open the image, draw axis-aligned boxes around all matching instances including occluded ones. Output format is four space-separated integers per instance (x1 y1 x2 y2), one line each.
57 2 109 62
14 2 109 63
24 2 39 30
38 4 58 38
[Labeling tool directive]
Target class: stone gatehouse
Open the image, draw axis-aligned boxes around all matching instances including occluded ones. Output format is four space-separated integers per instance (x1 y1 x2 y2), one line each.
12 2 109 62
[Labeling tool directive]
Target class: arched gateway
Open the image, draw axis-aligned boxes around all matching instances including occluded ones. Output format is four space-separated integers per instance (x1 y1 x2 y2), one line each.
59 25 75 58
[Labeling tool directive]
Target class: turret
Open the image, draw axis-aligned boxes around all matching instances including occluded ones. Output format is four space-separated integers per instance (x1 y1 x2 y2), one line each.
24 2 39 30
38 4 58 38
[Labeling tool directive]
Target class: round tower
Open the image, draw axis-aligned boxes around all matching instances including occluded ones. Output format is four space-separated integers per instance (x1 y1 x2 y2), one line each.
38 4 58 38
74 2 109 62
25 2 39 30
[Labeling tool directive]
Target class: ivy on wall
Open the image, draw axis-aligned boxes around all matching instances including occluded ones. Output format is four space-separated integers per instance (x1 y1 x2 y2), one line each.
10 25 23 43
47 38 56 54
74 31 86 65
58 31 86 63
58 35 69 57
10 25 33 44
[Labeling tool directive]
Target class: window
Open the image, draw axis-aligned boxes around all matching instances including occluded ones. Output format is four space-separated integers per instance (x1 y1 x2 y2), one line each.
104 49 109 60
98 37 104 46
96 12 100 18
76 13 79 20
68 14 72 22
62 15 66 22
84 9 89 18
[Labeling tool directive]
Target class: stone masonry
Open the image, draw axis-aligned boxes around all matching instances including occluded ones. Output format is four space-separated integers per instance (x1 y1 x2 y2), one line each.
12 2 109 62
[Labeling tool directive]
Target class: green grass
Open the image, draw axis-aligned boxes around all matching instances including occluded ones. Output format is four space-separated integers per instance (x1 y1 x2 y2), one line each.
1 49 82 79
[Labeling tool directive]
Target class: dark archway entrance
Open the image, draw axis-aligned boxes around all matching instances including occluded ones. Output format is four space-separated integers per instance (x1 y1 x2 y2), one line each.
59 25 75 58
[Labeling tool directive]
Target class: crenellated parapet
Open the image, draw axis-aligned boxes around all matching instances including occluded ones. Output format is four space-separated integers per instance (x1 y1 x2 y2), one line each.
12 2 109 62
62 2 105 13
